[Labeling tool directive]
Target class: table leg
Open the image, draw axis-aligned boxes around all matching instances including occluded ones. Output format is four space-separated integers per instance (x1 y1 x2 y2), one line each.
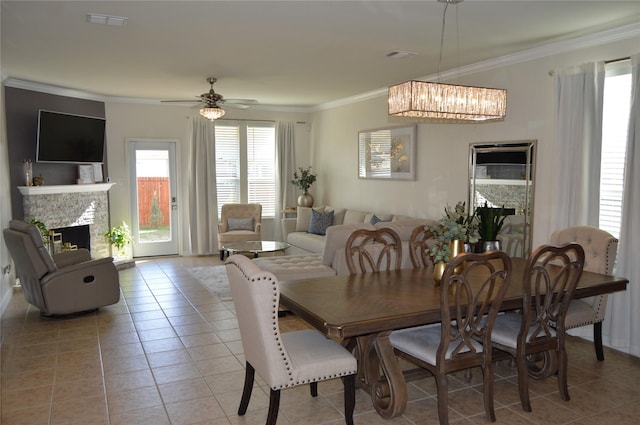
361 332 408 418
526 350 558 379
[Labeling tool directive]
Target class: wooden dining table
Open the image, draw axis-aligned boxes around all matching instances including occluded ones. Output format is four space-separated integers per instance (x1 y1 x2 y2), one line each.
278 257 629 418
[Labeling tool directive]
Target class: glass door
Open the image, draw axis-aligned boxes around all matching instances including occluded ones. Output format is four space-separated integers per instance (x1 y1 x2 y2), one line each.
128 141 178 257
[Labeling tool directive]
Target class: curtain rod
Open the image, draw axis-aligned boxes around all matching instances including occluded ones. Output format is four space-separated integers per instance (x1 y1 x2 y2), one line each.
605 56 631 64
217 118 307 124
548 56 631 76
187 116 308 125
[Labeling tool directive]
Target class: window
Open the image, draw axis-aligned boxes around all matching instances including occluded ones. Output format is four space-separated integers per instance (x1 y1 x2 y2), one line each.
215 121 276 218
599 61 631 239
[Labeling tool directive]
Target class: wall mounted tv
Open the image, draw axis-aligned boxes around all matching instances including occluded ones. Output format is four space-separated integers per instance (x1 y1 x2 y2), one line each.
36 110 106 163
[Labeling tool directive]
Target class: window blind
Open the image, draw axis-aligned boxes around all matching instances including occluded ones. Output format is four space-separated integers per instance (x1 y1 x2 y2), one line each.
599 62 631 240
215 125 240 218
214 122 276 219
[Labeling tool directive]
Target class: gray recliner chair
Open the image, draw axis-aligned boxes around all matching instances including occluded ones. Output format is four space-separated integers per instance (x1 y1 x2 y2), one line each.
3 220 120 316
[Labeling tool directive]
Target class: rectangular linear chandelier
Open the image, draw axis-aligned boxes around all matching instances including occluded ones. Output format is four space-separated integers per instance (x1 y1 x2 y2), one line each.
388 0 506 123
388 80 506 122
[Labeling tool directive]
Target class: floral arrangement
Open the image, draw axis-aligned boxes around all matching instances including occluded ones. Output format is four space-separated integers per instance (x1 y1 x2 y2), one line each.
428 201 478 263
291 166 317 194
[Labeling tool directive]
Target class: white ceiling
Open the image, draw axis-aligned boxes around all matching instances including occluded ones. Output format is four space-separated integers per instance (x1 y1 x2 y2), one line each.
2 1 640 109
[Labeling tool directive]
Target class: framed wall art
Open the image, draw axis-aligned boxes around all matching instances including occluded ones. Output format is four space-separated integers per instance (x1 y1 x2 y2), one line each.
358 125 416 180
77 164 95 184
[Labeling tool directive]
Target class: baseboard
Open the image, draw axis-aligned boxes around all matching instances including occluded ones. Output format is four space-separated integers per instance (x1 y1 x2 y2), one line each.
0 282 13 317
115 259 136 270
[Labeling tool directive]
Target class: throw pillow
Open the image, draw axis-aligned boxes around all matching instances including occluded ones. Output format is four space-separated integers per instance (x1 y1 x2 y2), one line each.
369 214 392 225
227 217 254 231
308 209 334 235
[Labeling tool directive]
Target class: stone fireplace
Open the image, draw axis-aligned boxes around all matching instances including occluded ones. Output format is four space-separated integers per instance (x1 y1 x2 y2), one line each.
19 183 115 258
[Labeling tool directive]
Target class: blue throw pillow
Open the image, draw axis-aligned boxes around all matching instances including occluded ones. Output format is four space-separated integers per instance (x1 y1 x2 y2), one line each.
308 209 334 235
370 214 392 225
227 217 254 231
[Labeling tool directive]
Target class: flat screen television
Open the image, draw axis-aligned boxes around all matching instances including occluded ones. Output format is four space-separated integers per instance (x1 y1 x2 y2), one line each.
36 110 106 163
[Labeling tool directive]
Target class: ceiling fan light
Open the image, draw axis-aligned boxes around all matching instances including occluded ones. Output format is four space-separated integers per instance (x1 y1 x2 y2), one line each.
200 107 225 121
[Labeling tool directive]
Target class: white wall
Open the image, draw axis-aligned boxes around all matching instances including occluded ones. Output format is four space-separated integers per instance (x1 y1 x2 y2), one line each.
103 103 311 254
311 35 639 252
1 83 15 316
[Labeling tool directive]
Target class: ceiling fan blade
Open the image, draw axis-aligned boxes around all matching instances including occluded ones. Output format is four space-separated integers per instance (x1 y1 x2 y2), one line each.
161 99 200 104
225 99 258 105
222 103 251 110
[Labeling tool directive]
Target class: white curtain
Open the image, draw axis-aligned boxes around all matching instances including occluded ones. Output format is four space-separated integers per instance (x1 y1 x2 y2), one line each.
552 62 605 341
274 121 296 241
552 61 605 232
182 116 219 255
607 53 640 356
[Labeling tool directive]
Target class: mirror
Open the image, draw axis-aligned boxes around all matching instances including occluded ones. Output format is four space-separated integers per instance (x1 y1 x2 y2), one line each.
469 140 536 258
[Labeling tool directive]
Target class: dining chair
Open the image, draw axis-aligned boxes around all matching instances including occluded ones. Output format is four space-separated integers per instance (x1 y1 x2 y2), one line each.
384 250 512 425
550 226 618 361
409 225 436 269
225 254 357 425
344 227 402 274
491 243 585 412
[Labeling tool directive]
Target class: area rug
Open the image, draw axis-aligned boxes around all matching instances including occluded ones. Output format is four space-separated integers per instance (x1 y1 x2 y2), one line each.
187 265 232 300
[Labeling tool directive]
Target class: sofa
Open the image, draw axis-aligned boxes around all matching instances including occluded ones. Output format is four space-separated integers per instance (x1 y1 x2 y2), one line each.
282 206 421 255
254 206 435 281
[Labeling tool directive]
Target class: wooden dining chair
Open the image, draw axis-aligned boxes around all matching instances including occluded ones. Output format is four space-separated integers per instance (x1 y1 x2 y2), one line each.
409 225 436 269
384 251 512 425
225 254 357 425
491 243 585 412
344 227 402 274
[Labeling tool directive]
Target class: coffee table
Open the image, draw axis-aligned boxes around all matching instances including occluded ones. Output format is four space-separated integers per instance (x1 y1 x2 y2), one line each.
223 240 289 258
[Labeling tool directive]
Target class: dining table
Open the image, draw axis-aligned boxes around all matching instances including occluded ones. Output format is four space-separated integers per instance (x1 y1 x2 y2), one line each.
278 257 629 418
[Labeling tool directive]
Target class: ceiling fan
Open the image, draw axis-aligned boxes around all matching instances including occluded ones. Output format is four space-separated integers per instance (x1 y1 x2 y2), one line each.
162 77 257 112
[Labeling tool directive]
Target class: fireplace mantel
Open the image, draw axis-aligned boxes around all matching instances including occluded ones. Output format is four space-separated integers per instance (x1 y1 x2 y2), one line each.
18 183 115 195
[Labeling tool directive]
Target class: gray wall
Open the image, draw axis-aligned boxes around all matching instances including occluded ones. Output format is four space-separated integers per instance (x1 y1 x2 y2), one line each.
4 87 106 219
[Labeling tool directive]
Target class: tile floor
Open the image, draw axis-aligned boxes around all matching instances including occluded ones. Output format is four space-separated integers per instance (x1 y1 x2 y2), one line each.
1 255 639 425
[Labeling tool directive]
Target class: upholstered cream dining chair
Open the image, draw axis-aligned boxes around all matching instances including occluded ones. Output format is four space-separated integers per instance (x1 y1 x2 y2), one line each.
217 203 262 260
225 254 357 425
550 226 618 361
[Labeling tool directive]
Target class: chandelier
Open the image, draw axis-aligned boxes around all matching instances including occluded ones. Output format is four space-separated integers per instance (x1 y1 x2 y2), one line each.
200 106 225 121
388 0 506 123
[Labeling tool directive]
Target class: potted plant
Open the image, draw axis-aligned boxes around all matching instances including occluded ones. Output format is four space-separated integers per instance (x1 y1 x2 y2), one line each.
475 202 507 251
29 217 49 240
291 166 317 207
105 221 132 259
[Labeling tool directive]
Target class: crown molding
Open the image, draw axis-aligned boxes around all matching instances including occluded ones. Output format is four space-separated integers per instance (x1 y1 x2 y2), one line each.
313 21 640 112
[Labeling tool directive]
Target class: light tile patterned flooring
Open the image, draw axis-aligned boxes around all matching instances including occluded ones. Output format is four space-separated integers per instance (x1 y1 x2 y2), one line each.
2 255 640 425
